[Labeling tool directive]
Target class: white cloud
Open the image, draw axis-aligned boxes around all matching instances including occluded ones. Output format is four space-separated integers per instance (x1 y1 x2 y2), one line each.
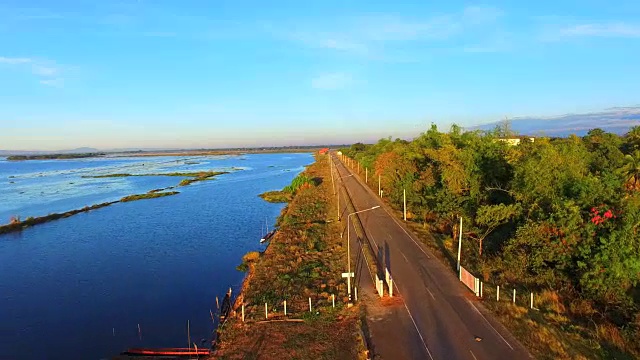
142 31 177 37
39 78 63 87
559 23 640 38
320 38 368 54
0 56 33 64
462 6 504 24
311 72 352 90
277 6 504 60
32 64 59 76
0 56 64 86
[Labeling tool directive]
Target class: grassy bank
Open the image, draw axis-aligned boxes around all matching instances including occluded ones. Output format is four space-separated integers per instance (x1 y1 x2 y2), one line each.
258 190 292 203
214 154 367 360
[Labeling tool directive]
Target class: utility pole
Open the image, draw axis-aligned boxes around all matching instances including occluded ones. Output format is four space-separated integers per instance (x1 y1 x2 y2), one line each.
365 168 368 183
403 189 407 221
330 155 335 195
337 187 340 221
457 217 463 271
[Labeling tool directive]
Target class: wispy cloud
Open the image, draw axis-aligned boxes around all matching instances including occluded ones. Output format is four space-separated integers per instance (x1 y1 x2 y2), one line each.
0 56 65 86
462 6 504 24
39 78 64 87
142 31 177 38
276 5 505 60
311 72 352 90
559 23 640 38
0 56 32 64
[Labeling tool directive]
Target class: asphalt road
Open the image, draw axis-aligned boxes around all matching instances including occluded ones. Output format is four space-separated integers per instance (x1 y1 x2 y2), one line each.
333 154 531 360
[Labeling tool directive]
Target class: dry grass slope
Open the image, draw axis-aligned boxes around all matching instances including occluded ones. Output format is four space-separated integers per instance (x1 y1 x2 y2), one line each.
214 154 368 360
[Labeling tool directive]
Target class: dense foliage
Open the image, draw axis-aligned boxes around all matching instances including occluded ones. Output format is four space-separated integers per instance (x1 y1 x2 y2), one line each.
342 125 640 333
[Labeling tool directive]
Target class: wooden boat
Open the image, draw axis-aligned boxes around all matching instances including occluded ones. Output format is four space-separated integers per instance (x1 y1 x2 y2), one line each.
260 229 276 243
218 287 233 326
259 218 277 243
121 347 210 356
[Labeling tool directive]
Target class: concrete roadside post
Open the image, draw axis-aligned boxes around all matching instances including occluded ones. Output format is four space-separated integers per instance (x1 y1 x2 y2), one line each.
530 293 534 309
403 189 407 221
457 217 463 272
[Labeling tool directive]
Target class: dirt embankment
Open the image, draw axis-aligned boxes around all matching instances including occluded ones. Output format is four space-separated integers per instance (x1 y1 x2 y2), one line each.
213 153 368 360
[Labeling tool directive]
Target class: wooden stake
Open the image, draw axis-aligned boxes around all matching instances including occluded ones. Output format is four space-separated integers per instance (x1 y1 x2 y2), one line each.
309 297 312 312
284 300 287 316
241 304 245 322
497 285 500 301
332 294 335 308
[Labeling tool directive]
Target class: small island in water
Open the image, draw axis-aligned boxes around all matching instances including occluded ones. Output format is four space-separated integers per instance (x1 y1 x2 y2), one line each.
7 153 106 161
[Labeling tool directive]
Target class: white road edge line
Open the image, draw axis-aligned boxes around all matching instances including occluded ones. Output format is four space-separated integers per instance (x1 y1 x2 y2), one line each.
466 299 514 350
469 350 478 360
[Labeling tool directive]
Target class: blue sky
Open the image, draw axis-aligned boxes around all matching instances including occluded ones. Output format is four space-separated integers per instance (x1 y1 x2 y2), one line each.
1 0 640 150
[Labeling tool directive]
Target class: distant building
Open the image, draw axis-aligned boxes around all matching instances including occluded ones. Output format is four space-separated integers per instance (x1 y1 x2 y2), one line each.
318 148 329 155
496 137 535 146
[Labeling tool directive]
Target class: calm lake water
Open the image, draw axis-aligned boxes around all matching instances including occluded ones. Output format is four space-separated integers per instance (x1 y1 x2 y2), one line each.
0 153 313 359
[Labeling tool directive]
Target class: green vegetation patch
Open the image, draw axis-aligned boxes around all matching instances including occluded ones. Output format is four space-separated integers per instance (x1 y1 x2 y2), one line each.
120 191 179 202
259 190 292 203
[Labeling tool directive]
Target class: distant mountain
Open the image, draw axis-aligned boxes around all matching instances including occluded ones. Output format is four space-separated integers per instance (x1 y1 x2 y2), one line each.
61 147 100 154
471 107 640 137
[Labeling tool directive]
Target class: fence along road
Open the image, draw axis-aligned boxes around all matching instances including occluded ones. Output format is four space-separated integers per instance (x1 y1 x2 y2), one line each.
333 154 531 360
